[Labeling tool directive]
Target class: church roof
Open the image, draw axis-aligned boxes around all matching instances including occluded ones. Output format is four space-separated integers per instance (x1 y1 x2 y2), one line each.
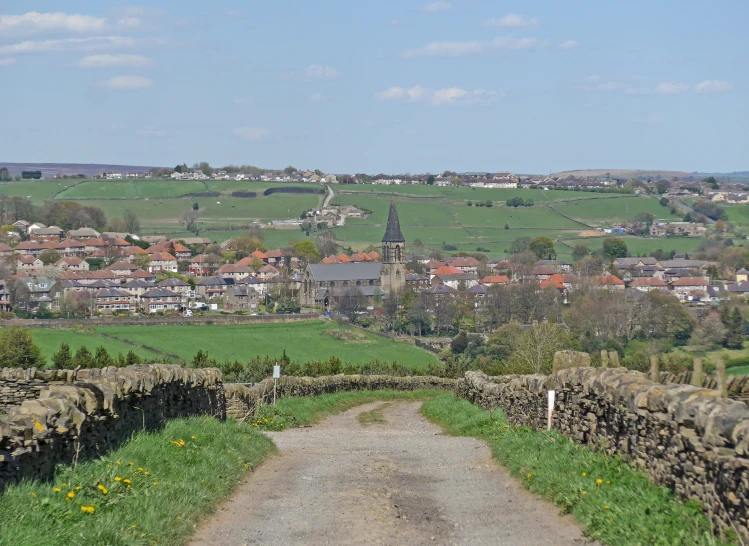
382 200 405 243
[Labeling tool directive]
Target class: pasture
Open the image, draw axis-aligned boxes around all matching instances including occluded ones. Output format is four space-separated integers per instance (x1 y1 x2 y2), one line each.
28 329 165 364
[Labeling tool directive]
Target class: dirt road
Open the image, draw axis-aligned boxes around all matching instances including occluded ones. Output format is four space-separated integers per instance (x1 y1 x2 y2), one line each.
189 402 591 545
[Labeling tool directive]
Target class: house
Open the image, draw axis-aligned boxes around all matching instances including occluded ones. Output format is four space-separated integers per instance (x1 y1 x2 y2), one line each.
29 226 63 242
196 275 228 300
613 257 660 271
591 275 625 290
216 263 252 280
466 283 488 305
223 285 259 312
122 245 149 262
735 268 749 283
67 227 101 239
432 272 479 289
0 281 11 312
128 269 157 283
17 255 44 273
406 272 430 289
0 243 13 257
727 282 749 298
423 283 457 297
451 257 480 273
479 275 510 286
121 279 155 297
257 264 280 280
650 222 706 237
157 278 192 299
94 288 135 314
535 260 573 273
149 252 178 273
430 265 462 278
55 257 89 272
530 266 555 281
189 254 219 277
140 288 181 313
106 261 140 277
629 277 669 292
671 277 710 301
14 241 43 256
57 239 86 257
22 276 54 309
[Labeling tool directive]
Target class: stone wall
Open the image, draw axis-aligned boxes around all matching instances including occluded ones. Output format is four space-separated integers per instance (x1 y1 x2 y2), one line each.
0 365 224 492
0 368 76 414
225 374 458 419
662 370 749 403
459 368 749 541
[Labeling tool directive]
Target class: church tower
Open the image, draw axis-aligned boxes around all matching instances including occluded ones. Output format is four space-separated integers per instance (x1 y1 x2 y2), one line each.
381 200 406 293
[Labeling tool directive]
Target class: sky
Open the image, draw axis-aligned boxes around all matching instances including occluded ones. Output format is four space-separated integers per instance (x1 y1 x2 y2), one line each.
0 1 747 174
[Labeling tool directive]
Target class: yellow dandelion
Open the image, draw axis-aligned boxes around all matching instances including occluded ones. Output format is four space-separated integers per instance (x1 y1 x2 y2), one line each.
98 485 109 495
123 479 131 485
75 486 81 491
80 505 95 514
596 479 603 486
128 462 134 466
581 472 587 477
152 482 159 486
53 488 61 493
191 436 197 440
582 491 588 496
137 467 144 472
606 480 611 485
115 477 122 482
144 471 150 476
131 525 137 529
603 505 609 510
66 491 75 500
61 483 68 487
116 461 122 466
526 473 532 479
31 492 37 498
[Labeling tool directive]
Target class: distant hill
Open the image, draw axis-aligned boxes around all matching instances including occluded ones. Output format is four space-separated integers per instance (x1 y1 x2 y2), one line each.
0 162 160 178
552 169 692 180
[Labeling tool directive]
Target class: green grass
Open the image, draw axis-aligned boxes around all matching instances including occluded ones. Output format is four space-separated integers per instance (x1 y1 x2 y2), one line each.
0 416 275 546
96 321 438 369
561 235 705 259
27 329 165 365
252 389 442 429
338 184 605 202
134 180 208 198
554 197 680 226
55 181 137 200
0 180 68 201
724 205 749 228
421 394 729 546
727 366 749 377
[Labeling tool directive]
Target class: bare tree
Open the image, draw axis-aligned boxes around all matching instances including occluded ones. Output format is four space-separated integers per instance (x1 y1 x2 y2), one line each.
182 209 199 231
336 287 367 322
510 323 568 374
315 232 338 258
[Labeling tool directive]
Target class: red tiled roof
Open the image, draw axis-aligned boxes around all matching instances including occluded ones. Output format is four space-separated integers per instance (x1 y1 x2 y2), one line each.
630 277 667 287
433 265 462 276
480 275 510 284
592 275 625 286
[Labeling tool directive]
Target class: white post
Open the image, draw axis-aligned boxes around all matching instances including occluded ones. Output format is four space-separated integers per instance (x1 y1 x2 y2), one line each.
547 390 555 431
273 363 281 406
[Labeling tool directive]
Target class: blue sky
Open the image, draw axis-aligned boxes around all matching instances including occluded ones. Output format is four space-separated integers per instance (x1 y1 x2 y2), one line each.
0 1 747 174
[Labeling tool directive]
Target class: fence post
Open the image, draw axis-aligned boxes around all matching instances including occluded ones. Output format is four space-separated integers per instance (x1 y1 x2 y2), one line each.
609 351 620 368
649 355 660 384
600 350 609 368
715 359 728 398
690 357 704 387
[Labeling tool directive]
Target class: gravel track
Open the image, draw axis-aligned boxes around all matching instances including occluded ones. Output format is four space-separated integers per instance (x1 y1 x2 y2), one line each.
189 401 592 545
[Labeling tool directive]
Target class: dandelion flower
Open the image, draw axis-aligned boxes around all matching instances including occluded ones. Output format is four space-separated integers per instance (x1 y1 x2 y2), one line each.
606 480 611 485
603 505 609 510
152 482 159 486
191 436 197 440
123 479 131 485
97 485 108 495
53 488 61 493
131 525 137 529
116 461 122 466
137 467 144 472
582 491 588 496
526 473 532 479
144 471 150 476
596 479 603 486
581 472 587 477
81 505 95 514
66 491 75 500
115 477 122 482
75 486 81 491
128 462 134 466
31 492 37 498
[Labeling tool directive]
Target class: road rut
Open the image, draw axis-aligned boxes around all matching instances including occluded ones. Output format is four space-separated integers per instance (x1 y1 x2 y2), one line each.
189 401 592 545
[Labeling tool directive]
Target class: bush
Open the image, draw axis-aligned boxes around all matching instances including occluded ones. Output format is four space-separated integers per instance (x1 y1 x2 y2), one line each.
726 356 749 369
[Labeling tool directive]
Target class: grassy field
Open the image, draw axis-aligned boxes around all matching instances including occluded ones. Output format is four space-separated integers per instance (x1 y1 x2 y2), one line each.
0 417 275 546
29 329 167 364
135 180 208 198
724 205 749 228
55 181 138 200
0 180 68 200
553 197 679 225
421 394 727 546
561 235 705 258
90 320 438 368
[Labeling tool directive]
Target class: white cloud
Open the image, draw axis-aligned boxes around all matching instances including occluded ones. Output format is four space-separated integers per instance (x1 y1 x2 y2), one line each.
421 1 451 13
0 58 15 66
234 126 270 141
309 93 326 102
103 75 152 89
401 36 549 58
0 12 107 34
694 80 733 93
0 36 161 55
375 85 498 105
483 14 537 28
558 40 579 50
78 53 152 68
285 64 339 81
655 82 689 94
136 128 167 137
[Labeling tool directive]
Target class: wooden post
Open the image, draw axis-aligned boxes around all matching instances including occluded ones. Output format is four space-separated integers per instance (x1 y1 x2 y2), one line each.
690 357 704 387
609 351 620 368
715 359 728 398
600 350 609 368
649 355 660 384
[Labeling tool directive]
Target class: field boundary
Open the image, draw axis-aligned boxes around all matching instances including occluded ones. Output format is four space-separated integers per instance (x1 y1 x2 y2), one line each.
0 313 320 329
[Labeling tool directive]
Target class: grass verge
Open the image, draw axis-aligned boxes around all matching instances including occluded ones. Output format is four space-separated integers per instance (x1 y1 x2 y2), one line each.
421 394 732 546
249 389 443 431
0 416 275 546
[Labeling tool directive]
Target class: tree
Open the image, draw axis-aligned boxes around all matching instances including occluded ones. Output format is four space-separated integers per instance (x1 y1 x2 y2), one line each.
39 248 61 265
655 180 670 194
572 244 590 261
704 176 720 189
52 342 73 369
73 346 94 368
602 238 628 261
21 171 42 179
124 210 140 234
7 279 31 309
0 328 44 368
93 346 114 368
107 217 127 232
0 167 10 181
715 220 726 232
724 307 745 349
249 256 263 273
292 240 320 263
275 298 300 314
528 237 556 259
133 254 151 270
284 166 298 175
509 236 531 254
659 197 669 207
336 287 367 322
315 232 338 258
426 175 435 186
182 208 199 231
509 323 569 374
450 331 469 354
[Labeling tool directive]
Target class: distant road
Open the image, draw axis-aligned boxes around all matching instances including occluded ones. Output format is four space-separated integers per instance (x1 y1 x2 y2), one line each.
670 197 716 225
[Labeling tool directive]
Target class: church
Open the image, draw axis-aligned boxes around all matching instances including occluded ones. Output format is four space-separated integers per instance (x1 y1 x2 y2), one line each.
300 200 406 308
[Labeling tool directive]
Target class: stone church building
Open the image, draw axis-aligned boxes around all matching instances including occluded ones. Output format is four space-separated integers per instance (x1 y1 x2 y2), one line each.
300 201 406 308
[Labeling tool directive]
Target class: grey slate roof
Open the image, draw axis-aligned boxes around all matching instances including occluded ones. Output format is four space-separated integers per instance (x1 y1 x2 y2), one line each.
382 201 405 243
157 278 190 287
308 263 382 282
141 288 180 298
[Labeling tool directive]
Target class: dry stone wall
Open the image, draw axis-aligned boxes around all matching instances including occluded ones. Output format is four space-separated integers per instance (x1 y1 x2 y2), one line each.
459 368 749 541
0 368 77 414
0 365 224 492
225 374 458 419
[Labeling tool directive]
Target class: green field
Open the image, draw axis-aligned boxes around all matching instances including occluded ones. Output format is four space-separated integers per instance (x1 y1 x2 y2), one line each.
135 180 208 198
29 329 165 363
553 196 679 226
560 235 705 258
24 321 438 369
56 180 138 199
724 205 749 228
0 180 68 200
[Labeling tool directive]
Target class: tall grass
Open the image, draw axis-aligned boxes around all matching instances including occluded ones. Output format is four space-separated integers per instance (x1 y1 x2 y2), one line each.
421 394 732 546
0 417 275 546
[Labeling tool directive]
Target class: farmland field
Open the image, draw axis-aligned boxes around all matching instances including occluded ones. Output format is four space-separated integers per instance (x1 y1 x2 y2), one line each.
553 197 680 225
0 180 67 201
56 180 137 199
135 179 208 198
28 329 164 364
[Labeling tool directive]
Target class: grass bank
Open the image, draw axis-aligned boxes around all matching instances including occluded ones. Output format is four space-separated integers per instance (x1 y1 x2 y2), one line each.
249 389 443 430
421 394 730 546
0 417 275 546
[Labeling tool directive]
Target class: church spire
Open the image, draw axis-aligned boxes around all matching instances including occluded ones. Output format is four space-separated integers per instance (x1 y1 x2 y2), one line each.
382 199 405 243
